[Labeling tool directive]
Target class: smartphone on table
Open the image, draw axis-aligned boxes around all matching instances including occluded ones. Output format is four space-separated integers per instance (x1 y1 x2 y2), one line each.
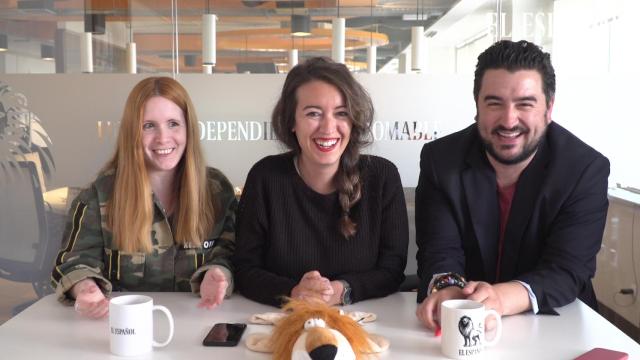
202 323 247 347
574 347 629 360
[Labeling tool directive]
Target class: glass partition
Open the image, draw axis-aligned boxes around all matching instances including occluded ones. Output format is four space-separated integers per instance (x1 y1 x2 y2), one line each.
1 0 640 328
1 1 639 75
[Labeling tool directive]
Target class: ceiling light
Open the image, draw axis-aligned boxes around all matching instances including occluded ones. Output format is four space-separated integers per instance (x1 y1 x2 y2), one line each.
184 54 197 67
331 0 346 64
127 3 136 74
398 52 408 74
84 13 106 35
202 13 217 66
332 1 345 64
81 32 93 72
402 14 428 21
40 44 54 60
126 43 136 74
367 1 376 73
291 15 311 37
332 18 345 64
411 26 423 72
288 49 298 69
367 45 377 74
0 34 7 51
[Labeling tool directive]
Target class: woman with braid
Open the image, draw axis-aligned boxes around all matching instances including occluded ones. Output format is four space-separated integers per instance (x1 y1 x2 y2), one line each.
234 57 408 307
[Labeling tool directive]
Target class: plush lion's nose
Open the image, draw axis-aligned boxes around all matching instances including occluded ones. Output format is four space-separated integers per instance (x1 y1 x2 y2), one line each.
305 327 339 359
309 344 338 360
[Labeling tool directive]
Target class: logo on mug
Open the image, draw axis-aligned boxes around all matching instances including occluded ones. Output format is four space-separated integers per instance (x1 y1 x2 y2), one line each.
458 316 482 347
111 327 136 335
441 299 502 359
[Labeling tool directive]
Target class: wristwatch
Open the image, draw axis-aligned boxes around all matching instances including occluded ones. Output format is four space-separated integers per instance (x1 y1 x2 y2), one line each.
430 272 467 295
339 280 352 305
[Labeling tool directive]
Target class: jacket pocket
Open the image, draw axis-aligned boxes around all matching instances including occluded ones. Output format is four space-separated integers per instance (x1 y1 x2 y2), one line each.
105 248 146 290
174 247 204 292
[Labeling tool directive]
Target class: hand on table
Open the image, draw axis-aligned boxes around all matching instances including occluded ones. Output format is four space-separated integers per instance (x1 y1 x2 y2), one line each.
327 280 345 306
463 281 504 313
462 281 504 330
198 267 229 310
464 280 532 329
71 278 109 319
291 271 334 303
416 286 465 331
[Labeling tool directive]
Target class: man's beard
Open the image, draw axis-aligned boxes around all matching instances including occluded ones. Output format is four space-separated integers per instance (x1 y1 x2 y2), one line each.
481 123 547 166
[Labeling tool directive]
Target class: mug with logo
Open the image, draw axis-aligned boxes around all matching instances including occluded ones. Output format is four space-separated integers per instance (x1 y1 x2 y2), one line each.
109 294 174 356
440 299 502 359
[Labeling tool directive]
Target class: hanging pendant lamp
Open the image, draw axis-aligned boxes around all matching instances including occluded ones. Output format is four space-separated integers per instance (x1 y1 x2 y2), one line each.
126 4 136 74
411 26 423 72
202 0 217 67
331 0 345 64
81 32 93 73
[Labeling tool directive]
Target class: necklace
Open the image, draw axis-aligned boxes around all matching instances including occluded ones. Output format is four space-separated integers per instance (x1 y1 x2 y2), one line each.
293 155 302 176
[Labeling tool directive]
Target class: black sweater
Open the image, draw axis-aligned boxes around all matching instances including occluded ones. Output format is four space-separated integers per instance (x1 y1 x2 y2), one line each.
234 152 409 307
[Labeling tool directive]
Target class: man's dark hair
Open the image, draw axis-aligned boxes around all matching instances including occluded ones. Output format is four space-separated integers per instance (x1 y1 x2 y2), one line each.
473 40 555 106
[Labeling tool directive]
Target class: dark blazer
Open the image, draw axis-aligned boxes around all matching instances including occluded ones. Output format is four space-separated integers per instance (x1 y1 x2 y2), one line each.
415 122 609 314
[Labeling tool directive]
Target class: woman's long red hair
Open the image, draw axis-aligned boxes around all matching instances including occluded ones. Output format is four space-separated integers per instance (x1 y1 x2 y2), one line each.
103 77 214 253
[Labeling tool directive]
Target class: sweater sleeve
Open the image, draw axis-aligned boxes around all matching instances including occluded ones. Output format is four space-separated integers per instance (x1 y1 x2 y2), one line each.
233 163 298 307
338 159 409 303
190 168 238 297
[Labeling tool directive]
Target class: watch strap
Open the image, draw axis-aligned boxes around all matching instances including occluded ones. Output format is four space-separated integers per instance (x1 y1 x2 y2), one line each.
338 280 352 305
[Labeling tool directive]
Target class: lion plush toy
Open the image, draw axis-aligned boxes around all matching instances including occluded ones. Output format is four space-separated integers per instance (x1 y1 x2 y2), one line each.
245 298 389 360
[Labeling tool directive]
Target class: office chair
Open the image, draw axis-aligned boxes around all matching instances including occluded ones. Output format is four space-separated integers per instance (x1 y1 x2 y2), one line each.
0 161 57 314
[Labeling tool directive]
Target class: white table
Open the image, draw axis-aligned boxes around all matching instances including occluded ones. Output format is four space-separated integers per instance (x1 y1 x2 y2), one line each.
0 292 638 359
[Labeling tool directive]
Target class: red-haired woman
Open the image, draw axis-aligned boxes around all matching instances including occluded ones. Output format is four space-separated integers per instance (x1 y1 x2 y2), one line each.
52 77 236 318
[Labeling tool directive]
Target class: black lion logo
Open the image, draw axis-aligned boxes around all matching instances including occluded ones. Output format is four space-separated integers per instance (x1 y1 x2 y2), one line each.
458 315 481 347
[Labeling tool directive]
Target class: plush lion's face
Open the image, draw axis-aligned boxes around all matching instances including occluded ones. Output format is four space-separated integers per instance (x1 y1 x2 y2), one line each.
271 299 372 360
291 321 356 360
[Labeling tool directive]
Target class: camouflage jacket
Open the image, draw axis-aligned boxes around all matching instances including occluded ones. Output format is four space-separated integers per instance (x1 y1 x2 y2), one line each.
51 167 237 305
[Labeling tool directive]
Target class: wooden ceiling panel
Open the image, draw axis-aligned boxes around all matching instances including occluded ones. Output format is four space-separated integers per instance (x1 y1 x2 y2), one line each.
52 0 375 12
133 27 387 53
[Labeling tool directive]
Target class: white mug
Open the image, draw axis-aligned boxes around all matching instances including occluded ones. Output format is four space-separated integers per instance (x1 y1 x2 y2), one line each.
440 299 502 359
109 295 174 356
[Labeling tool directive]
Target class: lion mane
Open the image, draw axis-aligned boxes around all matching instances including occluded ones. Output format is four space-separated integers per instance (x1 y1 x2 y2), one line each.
458 315 481 347
271 298 373 360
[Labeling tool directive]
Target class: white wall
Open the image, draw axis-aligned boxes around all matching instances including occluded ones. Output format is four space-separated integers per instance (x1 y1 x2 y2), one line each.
552 0 640 76
551 0 640 187
0 74 474 189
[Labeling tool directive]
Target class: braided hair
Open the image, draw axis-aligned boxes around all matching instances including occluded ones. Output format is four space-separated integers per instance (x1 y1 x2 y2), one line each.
271 57 374 238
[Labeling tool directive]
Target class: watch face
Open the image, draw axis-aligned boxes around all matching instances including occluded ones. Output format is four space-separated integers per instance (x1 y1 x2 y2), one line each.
343 287 352 305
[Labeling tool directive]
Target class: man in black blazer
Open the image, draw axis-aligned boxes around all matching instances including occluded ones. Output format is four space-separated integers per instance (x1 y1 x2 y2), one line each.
415 40 609 330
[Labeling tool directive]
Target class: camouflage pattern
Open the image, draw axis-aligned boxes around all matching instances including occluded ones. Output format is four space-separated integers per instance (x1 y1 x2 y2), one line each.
51 167 237 305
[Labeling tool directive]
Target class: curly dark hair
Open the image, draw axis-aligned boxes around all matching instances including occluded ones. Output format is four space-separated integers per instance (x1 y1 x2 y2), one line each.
271 57 374 238
473 40 556 106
